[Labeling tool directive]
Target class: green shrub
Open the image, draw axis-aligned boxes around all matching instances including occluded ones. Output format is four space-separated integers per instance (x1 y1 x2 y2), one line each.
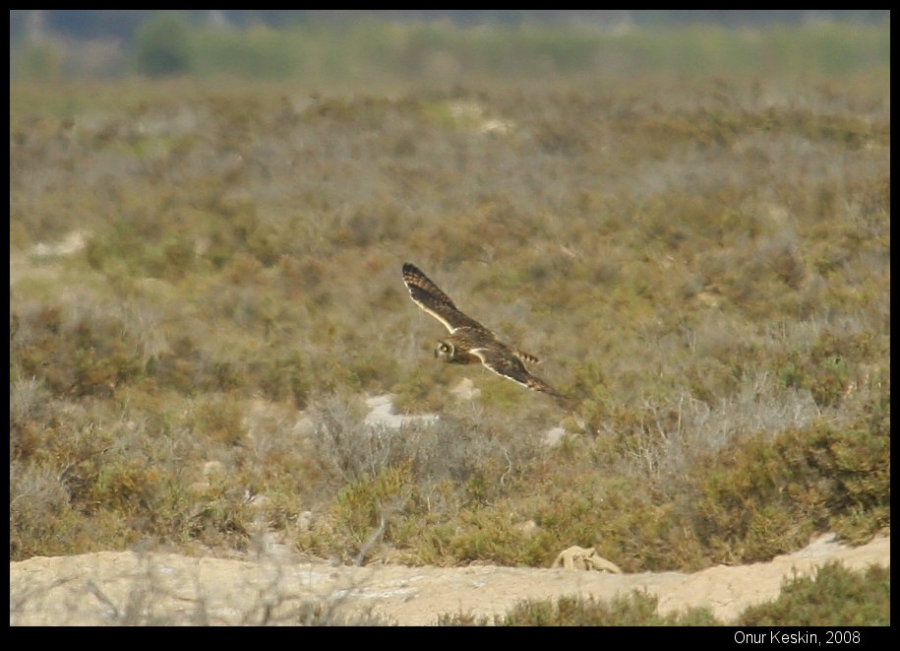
439 590 720 626
738 562 890 626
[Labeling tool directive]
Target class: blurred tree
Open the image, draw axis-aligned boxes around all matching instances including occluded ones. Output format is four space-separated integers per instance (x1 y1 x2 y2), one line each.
133 11 192 77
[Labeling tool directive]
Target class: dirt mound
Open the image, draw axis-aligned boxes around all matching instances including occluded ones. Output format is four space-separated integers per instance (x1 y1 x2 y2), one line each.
9 533 889 625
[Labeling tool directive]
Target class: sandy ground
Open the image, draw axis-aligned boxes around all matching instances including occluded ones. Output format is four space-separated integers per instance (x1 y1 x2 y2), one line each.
9 533 889 625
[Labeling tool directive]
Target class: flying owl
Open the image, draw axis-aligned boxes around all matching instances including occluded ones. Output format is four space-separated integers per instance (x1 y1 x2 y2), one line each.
402 262 565 398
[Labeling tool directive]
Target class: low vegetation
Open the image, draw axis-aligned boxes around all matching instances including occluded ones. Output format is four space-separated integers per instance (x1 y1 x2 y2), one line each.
10 24 888 618
439 561 890 625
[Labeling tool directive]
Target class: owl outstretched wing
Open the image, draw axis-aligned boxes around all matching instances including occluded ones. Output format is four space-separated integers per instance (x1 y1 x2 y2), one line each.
402 263 490 334
469 346 565 398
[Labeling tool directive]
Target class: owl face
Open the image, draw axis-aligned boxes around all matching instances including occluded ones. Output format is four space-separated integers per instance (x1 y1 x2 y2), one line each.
435 340 456 361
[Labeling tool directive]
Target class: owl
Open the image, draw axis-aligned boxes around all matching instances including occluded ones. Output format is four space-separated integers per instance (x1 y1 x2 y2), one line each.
402 262 565 399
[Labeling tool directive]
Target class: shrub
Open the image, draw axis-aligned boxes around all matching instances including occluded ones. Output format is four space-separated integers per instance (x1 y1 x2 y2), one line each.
439 590 720 626
737 562 890 626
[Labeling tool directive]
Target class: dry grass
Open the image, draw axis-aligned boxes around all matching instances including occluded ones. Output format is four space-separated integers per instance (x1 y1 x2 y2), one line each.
10 43 889 577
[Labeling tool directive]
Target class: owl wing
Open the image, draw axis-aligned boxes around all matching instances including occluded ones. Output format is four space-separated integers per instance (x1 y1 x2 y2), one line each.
469 346 565 398
402 263 490 334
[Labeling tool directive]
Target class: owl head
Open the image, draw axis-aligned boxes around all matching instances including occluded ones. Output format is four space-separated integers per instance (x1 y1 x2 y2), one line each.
435 340 457 362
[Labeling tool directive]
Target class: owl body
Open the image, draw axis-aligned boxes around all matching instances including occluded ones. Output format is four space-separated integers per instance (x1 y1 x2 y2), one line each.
402 263 564 399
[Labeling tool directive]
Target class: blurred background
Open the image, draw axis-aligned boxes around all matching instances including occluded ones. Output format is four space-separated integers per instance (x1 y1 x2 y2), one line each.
9 10 889 84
